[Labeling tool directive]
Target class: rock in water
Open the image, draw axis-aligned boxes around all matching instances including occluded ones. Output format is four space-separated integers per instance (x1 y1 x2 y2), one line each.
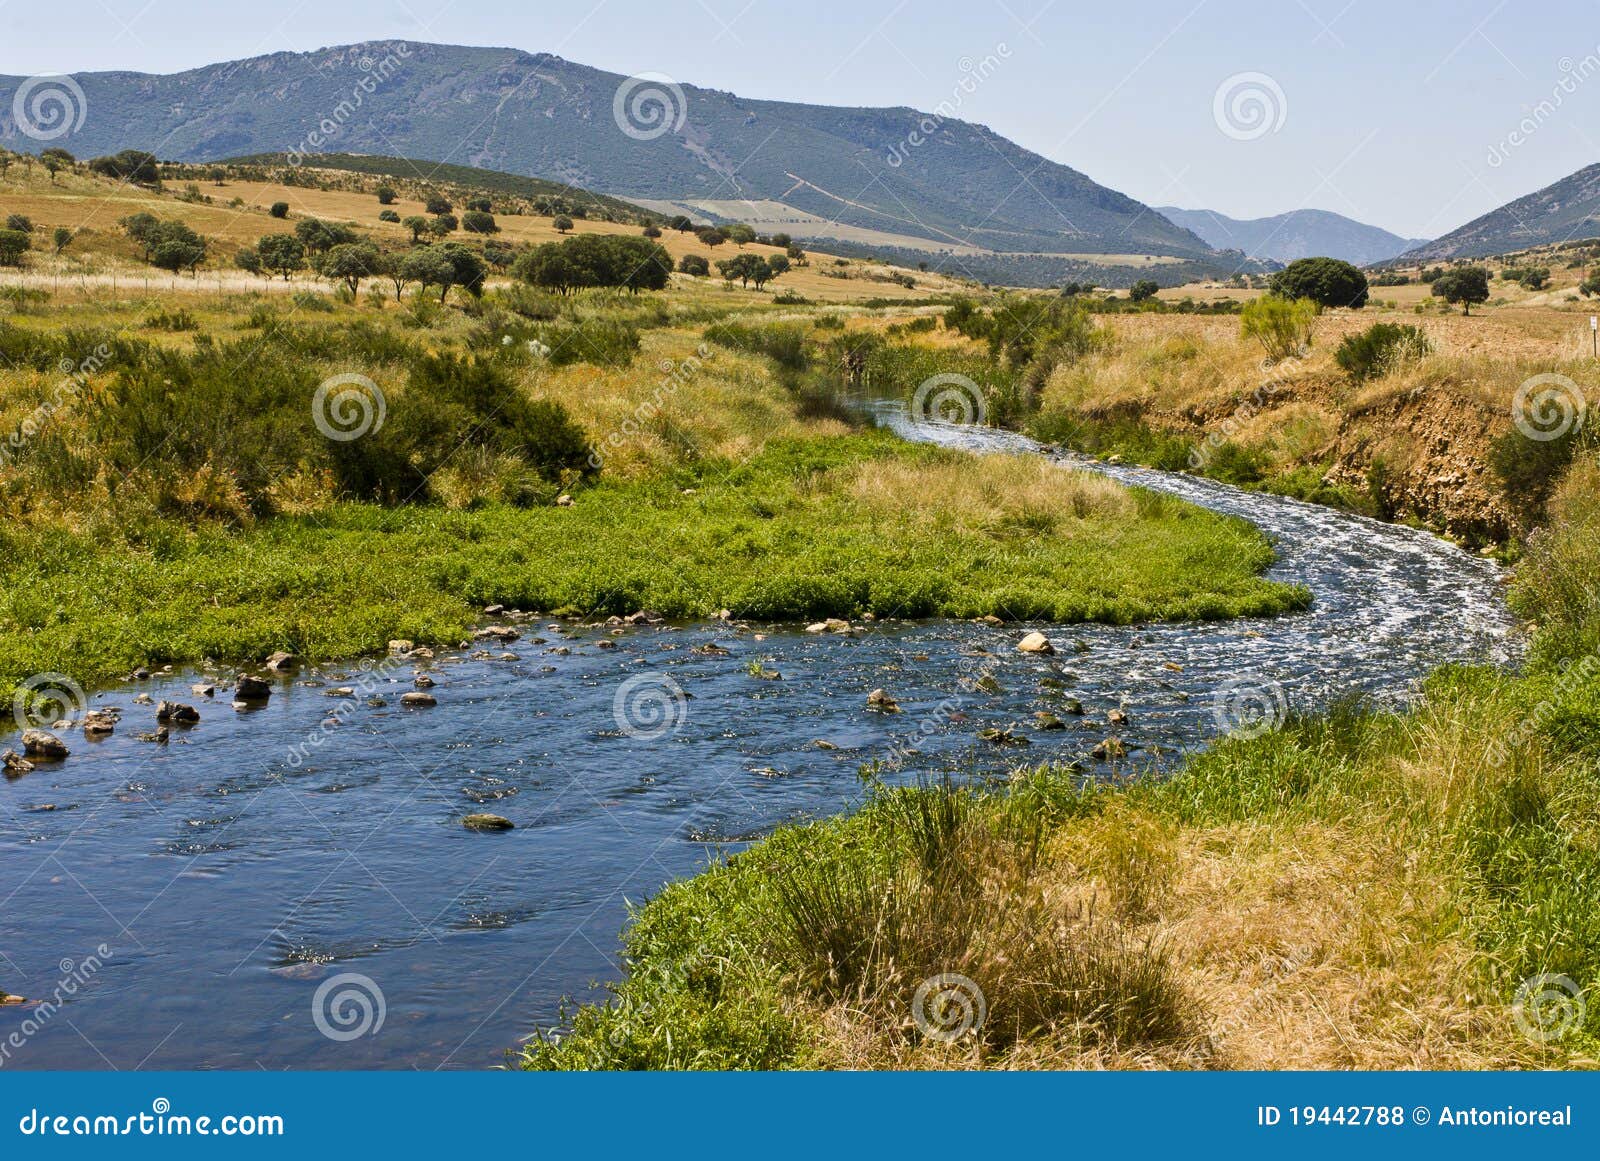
2 750 35 777
400 692 437 707
20 729 68 760
82 711 118 736
264 651 297 671
233 674 272 702
156 701 201 725
1017 632 1055 654
1092 738 1127 760
866 688 901 713
462 813 514 831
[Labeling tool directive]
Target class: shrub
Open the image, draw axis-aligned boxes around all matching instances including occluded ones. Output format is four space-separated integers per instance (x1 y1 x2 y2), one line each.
1333 323 1431 381
5 214 33 234
1129 279 1159 302
269 201 289 218
1240 296 1316 361
0 229 29 266
1432 266 1491 314
677 254 709 276
378 209 400 223
461 210 498 234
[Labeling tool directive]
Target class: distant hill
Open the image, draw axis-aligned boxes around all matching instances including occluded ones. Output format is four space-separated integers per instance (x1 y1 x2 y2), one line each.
1158 207 1425 267
1397 163 1600 263
0 40 1256 287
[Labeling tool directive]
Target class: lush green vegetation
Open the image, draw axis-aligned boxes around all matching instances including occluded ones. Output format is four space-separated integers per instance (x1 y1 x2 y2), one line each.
526 457 1600 1071
0 433 1303 708
1268 256 1369 310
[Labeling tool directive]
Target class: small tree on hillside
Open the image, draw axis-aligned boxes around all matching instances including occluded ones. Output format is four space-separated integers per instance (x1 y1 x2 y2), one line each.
52 226 73 255
269 201 290 219
402 215 429 243
376 186 397 205
1431 266 1490 315
257 233 306 280
316 241 384 294
1129 278 1160 302
0 230 29 266
724 224 756 247
461 210 498 234
552 214 574 234
40 148 73 183
424 193 453 215
678 254 709 276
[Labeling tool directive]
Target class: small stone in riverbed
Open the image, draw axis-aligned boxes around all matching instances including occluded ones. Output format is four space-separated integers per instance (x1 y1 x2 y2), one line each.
388 639 415 656
1063 699 1085 715
484 604 504 616
596 639 617 649
21 729 68 760
1033 712 1067 731
3 750 34 777
497 652 518 661
462 813 514 831
326 687 356 698
264 651 297 671
156 701 200 725
1163 662 1184 673
137 726 170 744
475 625 520 642
1092 738 1127 760
813 740 838 750
1017 632 1054 654
192 682 216 697
127 667 150 681
413 674 436 688
234 674 272 702
400 692 437 707
82 711 117 736
133 693 153 705
367 697 388 708
975 674 1004 694
978 727 1029 746
1107 709 1129 726
866 688 900 713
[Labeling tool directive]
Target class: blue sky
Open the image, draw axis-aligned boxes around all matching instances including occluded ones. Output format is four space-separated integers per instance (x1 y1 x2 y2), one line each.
2 0 1596 239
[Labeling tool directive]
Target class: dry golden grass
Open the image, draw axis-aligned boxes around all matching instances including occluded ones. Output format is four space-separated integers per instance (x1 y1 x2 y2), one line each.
846 452 1136 528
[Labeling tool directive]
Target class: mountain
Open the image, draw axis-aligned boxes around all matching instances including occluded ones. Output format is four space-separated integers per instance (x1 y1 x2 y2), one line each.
1396 163 1600 263
0 40 1246 287
1157 206 1425 267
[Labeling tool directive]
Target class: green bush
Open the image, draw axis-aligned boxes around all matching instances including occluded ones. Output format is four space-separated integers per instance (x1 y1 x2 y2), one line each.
1333 323 1431 381
1269 257 1369 309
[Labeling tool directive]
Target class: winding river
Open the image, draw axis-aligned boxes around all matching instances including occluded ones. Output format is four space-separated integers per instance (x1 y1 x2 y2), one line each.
0 403 1518 1069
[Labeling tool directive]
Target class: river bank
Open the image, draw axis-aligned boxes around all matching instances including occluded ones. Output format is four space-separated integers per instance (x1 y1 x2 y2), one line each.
525 433 1600 1071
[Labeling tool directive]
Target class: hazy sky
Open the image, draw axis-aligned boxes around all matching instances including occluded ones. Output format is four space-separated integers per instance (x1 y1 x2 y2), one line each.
2 0 1596 239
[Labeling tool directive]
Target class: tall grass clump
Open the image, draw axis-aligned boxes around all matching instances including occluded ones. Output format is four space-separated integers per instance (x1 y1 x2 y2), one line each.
1334 322 1431 382
1240 296 1317 362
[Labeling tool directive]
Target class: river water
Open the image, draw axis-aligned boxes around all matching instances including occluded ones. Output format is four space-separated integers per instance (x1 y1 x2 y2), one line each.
0 404 1519 1069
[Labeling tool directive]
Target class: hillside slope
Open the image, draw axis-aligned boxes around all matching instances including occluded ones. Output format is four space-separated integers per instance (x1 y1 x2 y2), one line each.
1398 162 1600 262
0 40 1234 285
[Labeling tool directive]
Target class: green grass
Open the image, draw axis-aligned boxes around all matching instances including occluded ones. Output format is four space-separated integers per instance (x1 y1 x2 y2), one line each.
0 431 1303 709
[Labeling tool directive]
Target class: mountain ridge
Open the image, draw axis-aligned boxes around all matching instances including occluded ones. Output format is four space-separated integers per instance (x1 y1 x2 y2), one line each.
1157 206 1425 267
0 39 1250 287
1396 162 1600 263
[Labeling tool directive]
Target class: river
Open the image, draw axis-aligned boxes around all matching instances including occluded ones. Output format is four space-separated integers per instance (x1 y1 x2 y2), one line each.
0 403 1518 1069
